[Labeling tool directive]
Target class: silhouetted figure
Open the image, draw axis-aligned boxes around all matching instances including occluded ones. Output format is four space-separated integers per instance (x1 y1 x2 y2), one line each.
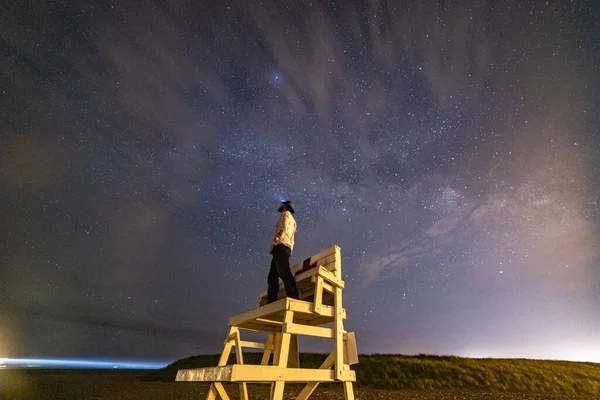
267 200 299 303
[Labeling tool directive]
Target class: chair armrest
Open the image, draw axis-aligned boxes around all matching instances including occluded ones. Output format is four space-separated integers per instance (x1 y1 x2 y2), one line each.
316 266 344 288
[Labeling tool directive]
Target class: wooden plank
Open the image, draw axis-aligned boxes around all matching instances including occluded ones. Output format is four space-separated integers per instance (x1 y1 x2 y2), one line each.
345 332 359 365
343 381 355 400
261 334 274 365
231 365 342 382
282 246 337 279
177 365 356 383
269 311 293 400
334 286 344 380
236 340 266 349
292 312 313 321
218 341 234 366
176 364 356 382
291 245 338 274
233 299 334 327
236 322 279 333
289 299 335 317
272 332 283 366
295 351 336 400
255 317 284 325
214 382 230 400
319 259 337 273
276 311 294 367
296 279 321 295
340 370 357 381
206 384 217 400
317 267 345 288
234 329 244 364
233 329 248 400
312 276 335 294
296 381 319 399
288 334 299 368
334 246 342 279
291 253 337 276
293 260 335 284
285 322 334 338
239 382 248 400
271 381 285 400
295 253 337 274
320 350 336 368
304 316 335 326
313 276 324 314
224 330 236 344
218 328 235 366
229 299 288 326
176 366 233 381
306 244 338 263
235 299 346 333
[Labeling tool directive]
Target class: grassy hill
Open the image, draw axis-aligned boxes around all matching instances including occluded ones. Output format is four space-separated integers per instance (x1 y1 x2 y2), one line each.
141 353 600 395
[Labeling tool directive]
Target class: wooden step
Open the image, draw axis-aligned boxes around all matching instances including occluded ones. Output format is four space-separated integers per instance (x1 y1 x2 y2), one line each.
176 365 356 383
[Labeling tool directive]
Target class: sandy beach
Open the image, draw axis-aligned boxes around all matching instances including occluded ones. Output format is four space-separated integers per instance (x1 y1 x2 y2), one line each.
1 371 598 400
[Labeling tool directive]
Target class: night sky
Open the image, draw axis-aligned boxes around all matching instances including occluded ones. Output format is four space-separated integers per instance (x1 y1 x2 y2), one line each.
2 1 599 364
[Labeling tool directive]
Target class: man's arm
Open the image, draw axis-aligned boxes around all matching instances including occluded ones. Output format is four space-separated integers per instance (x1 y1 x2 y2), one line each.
272 214 286 243
273 213 294 245
283 212 296 237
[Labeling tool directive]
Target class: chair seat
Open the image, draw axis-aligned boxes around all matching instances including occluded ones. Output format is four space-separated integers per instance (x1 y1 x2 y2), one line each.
228 298 338 332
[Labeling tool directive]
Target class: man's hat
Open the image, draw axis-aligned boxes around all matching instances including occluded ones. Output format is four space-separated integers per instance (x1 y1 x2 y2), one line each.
278 200 295 214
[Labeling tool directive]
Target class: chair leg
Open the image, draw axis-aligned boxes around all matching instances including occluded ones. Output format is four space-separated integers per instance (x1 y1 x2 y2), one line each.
218 327 236 366
296 382 318 400
261 333 274 365
272 332 283 365
288 334 299 368
271 381 285 400
214 382 230 400
343 381 355 400
206 383 218 400
232 328 248 400
206 327 236 400
239 382 248 400
268 310 294 400
296 350 336 400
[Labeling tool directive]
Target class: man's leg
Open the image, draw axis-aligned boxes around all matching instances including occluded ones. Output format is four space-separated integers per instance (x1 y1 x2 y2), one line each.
267 256 280 303
273 246 299 299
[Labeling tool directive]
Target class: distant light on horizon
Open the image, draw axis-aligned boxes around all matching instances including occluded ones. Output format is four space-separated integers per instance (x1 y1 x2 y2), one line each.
543 345 600 363
460 345 600 363
2 358 169 369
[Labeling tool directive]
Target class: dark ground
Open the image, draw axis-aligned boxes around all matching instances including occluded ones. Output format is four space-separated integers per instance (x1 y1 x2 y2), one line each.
0 371 598 400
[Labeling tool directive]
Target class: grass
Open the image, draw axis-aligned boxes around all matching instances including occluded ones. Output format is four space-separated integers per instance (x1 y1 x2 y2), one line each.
142 353 600 395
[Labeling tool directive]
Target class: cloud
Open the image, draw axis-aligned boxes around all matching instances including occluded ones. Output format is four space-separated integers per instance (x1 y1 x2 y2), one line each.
363 249 409 284
1 303 224 348
425 216 461 237
362 215 461 284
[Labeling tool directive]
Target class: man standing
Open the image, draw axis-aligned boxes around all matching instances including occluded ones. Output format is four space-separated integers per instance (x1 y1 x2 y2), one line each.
268 200 300 303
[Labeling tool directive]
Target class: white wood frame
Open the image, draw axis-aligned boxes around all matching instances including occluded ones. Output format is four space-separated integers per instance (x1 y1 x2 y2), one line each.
176 245 357 400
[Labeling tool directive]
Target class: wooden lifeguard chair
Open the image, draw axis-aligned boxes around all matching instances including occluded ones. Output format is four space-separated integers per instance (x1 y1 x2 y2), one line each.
176 245 358 400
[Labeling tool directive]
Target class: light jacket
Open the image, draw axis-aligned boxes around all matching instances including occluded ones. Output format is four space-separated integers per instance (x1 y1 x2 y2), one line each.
270 211 296 253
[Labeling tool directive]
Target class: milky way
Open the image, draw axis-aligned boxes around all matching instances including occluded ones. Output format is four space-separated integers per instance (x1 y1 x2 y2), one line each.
1 0 599 362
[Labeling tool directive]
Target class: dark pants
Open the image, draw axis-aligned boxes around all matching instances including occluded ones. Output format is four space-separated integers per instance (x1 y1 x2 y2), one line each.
267 244 299 303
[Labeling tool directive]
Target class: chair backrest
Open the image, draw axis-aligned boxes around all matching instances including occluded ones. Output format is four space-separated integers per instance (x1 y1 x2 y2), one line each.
259 245 341 306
